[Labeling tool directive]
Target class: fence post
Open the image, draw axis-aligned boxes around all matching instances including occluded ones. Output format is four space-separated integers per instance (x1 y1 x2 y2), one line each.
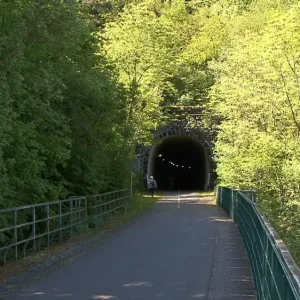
104 194 107 220
233 190 238 222
47 204 50 247
32 207 36 252
70 200 73 236
14 210 18 261
1 189 132 264
237 192 240 223
130 172 134 199
217 186 220 205
231 189 234 219
85 197 88 222
100 195 104 225
251 190 257 203
59 202 62 242
78 198 81 224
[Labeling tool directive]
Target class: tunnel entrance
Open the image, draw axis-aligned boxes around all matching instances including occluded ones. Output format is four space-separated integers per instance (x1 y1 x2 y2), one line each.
148 135 209 191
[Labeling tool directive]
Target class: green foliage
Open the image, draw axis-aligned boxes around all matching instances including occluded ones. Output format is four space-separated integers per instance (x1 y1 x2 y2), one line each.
2 0 300 266
103 0 185 143
102 0 236 141
132 171 147 193
209 2 300 263
0 0 133 208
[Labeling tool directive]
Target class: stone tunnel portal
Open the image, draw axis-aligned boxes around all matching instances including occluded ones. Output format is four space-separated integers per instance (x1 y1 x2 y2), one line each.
148 135 209 191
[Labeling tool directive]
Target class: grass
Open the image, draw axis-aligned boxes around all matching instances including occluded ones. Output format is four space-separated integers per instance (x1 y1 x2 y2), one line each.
198 191 215 197
97 194 158 232
197 191 216 204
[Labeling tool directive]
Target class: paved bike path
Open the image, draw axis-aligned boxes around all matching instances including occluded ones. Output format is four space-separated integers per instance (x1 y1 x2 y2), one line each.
8 192 256 300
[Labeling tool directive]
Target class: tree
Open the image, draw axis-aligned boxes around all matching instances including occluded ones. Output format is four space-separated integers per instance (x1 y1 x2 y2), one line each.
208 1 300 261
0 0 133 207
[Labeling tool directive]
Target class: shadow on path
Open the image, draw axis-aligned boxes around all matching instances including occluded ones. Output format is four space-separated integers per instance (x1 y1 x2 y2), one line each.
5 192 256 300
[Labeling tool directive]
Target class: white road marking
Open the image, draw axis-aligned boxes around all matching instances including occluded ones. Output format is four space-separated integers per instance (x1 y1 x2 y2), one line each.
177 190 180 209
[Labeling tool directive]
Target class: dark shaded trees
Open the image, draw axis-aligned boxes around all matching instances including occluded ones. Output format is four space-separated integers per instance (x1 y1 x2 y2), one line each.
0 0 132 208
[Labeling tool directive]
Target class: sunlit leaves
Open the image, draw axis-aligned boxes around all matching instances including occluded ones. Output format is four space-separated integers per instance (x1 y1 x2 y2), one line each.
209 3 300 234
102 0 190 143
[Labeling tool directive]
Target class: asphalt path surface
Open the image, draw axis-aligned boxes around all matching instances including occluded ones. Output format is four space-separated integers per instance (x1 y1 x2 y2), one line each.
7 192 256 300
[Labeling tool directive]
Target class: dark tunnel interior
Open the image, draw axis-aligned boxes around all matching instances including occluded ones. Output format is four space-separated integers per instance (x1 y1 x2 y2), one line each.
148 135 209 191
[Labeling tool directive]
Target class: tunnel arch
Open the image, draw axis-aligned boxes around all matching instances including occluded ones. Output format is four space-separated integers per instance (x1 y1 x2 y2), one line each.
148 135 209 190
137 123 216 191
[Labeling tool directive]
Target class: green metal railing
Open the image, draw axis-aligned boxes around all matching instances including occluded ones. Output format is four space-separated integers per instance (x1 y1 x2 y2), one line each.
217 186 300 300
0 189 130 265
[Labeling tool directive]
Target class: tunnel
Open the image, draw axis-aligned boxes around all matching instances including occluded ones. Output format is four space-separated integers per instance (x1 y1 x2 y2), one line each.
148 135 209 191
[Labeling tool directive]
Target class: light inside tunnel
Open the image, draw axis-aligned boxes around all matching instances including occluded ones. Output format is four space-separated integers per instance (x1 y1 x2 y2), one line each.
148 135 209 191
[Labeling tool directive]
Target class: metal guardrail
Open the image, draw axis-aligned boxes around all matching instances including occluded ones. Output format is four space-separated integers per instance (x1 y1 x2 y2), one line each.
0 189 130 265
87 190 130 226
217 186 300 300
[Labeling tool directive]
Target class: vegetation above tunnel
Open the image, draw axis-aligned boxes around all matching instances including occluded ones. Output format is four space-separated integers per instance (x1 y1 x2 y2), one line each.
101 0 300 263
1 0 300 264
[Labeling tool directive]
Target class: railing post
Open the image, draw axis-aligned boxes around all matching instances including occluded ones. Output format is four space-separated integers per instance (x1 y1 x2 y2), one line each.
100 195 104 225
70 200 73 236
14 210 18 261
32 207 36 252
215 186 219 204
59 202 62 242
130 172 134 199
236 192 239 224
84 197 88 222
113 192 115 212
252 190 257 203
78 198 81 224
1 189 131 264
103 194 106 222
233 190 238 222
109 193 112 216
231 189 234 219
47 204 50 247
